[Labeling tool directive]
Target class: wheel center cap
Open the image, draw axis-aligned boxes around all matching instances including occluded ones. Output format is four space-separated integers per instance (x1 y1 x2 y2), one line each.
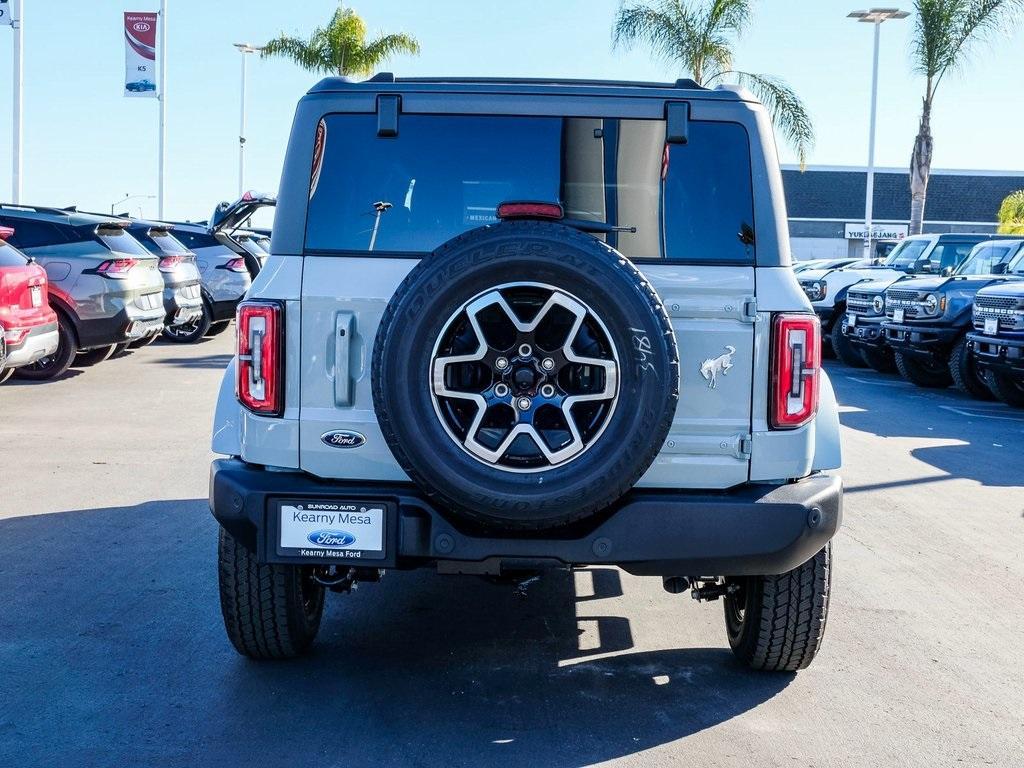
513 366 536 391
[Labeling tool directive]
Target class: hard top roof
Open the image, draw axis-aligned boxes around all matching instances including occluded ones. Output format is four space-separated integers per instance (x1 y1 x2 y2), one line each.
307 73 748 101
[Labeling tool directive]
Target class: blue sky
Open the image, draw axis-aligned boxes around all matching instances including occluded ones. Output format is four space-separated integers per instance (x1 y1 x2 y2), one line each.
0 0 1021 222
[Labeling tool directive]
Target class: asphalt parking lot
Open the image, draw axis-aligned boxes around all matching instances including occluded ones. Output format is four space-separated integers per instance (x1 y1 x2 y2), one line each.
1 336 1022 768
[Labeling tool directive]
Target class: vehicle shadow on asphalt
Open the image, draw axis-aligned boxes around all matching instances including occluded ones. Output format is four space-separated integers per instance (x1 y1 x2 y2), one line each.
827 363 1023 489
0 500 792 768
151 353 234 370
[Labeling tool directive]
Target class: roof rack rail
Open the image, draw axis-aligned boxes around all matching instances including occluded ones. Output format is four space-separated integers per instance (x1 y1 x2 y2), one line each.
374 75 705 90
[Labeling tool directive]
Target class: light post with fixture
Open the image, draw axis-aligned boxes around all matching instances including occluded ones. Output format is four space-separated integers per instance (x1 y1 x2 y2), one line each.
848 7 909 259
234 43 264 197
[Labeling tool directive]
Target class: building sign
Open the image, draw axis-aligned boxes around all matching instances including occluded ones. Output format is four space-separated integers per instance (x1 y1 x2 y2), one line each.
844 223 908 241
124 12 158 98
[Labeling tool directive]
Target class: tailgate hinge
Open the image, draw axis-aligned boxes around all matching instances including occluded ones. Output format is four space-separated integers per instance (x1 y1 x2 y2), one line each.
738 435 753 459
741 297 758 323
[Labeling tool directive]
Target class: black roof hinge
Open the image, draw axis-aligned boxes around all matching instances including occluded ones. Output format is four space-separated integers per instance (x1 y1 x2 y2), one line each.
665 101 689 144
377 94 401 138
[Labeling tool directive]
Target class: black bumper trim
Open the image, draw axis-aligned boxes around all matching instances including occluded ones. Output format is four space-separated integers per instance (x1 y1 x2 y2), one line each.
882 321 961 356
209 459 842 577
967 332 1024 374
208 298 239 323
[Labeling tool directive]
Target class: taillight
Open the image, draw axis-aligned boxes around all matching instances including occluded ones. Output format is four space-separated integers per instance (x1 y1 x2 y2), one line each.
770 314 820 430
96 258 138 279
158 255 183 271
236 301 283 416
225 257 248 273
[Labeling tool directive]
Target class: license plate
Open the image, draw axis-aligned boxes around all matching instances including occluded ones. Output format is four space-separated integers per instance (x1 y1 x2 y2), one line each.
277 501 386 560
847 313 857 328
985 317 999 335
893 308 905 323
30 286 42 308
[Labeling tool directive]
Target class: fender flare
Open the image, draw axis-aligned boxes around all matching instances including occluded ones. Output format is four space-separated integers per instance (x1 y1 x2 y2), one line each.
812 369 842 471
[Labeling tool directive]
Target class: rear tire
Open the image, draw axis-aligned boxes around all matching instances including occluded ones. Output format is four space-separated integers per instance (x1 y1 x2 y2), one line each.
13 312 77 381
75 344 116 367
984 369 1024 407
894 351 952 388
163 305 211 343
830 316 866 368
217 527 325 659
205 319 231 337
948 336 994 400
129 332 161 349
723 543 831 672
859 345 896 373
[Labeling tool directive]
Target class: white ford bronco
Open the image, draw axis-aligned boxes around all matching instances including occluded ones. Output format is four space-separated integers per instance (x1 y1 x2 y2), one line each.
210 75 843 671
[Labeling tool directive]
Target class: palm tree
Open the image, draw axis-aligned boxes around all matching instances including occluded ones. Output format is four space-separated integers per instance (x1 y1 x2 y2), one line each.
997 190 1024 235
908 0 1024 234
261 6 420 78
612 0 814 166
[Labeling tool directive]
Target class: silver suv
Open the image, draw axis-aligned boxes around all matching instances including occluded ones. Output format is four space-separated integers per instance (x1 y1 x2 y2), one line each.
209 76 843 671
0 205 166 378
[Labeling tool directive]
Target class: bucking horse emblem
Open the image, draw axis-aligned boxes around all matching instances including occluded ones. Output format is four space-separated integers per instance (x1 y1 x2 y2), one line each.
699 346 736 389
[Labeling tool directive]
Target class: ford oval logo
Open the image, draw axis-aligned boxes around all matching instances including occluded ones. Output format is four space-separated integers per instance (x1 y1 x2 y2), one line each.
307 530 356 547
321 430 366 449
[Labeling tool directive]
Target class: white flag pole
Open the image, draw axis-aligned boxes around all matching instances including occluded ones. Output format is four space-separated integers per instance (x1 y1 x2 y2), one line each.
11 0 23 203
157 0 167 218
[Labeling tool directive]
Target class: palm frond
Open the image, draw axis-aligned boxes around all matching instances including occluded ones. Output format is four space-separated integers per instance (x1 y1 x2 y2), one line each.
997 190 1024 234
261 33 332 74
913 0 1024 83
723 71 815 168
359 33 421 76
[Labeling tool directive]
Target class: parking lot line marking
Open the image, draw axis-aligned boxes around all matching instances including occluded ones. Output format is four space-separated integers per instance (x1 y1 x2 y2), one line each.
847 376 912 387
937 405 1024 422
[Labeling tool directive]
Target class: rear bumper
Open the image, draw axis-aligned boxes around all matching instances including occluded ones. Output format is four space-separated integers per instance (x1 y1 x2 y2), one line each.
883 321 960 358
208 297 239 323
4 322 59 367
77 302 166 348
163 283 204 327
209 458 842 577
967 332 1024 375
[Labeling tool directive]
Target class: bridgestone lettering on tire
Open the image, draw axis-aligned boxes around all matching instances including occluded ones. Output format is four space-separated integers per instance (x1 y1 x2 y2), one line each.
372 221 680 530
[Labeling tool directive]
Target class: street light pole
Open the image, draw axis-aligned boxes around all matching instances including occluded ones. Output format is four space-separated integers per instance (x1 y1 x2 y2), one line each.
11 0 23 203
157 0 167 218
848 8 909 260
234 43 263 197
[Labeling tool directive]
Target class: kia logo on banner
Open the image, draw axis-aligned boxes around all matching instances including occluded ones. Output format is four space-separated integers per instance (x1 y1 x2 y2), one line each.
124 11 159 98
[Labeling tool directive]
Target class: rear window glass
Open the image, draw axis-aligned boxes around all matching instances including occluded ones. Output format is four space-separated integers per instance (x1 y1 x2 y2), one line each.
96 228 152 257
0 242 29 267
305 113 755 263
0 219 72 249
173 229 222 251
132 229 192 256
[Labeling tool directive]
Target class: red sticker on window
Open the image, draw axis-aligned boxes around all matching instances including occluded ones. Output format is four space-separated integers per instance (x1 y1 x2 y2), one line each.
309 118 327 200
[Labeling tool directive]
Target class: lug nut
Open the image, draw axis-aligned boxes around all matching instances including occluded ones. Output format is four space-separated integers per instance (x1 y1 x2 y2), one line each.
495 357 509 370
518 344 532 357
540 384 555 397
541 357 555 371
494 383 510 397
517 397 532 410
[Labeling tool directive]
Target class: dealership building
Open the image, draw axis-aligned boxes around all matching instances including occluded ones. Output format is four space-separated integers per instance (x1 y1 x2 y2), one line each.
782 165 1024 261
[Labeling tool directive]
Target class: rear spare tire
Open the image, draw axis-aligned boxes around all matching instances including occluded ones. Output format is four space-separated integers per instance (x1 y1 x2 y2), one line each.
372 221 679 530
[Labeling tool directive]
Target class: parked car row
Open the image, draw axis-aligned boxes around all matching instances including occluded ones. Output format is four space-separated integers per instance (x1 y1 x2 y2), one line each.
0 192 275 383
797 233 1024 406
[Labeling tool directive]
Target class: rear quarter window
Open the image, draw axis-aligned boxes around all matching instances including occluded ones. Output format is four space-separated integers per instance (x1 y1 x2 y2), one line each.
0 242 29 267
0 220 71 249
305 112 755 264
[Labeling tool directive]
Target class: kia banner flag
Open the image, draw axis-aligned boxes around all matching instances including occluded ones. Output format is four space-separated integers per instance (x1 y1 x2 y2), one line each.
124 12 158 98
